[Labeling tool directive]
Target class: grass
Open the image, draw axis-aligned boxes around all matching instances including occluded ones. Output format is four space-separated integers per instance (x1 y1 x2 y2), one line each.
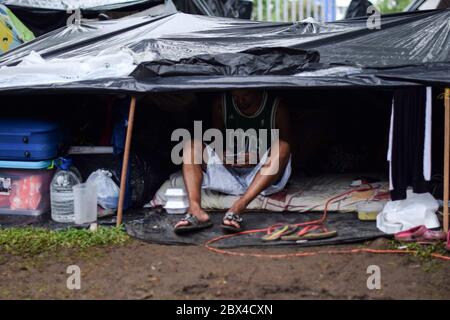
0 226 130 256
388 239 448 261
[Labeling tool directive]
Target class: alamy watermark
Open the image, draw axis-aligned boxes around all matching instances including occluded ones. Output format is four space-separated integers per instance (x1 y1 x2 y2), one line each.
66 265 81 290
366 265 381 290
366 5 381 30
66 9 82 27
171 121 281 175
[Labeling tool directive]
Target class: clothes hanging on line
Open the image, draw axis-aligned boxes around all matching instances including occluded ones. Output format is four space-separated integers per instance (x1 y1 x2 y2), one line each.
387 87 432 201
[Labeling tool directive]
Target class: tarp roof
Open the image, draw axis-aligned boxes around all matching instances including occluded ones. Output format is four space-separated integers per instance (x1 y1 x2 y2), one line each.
1 0 250 17
1 0 165 36
1 0 162 11
0 9 449 95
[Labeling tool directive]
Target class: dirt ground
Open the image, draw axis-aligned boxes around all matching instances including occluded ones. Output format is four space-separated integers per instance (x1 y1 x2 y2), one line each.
1 238 450 300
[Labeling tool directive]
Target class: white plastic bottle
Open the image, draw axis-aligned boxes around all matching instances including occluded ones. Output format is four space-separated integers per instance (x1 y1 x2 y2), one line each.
50 169 82 223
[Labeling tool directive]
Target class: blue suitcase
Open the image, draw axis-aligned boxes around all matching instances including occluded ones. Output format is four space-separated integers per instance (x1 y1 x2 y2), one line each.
0 120 63 161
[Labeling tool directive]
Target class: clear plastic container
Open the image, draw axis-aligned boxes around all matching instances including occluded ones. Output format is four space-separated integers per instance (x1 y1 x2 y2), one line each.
0 165 55 216
357 201 384 221
50 169 82 223
73 183 97 225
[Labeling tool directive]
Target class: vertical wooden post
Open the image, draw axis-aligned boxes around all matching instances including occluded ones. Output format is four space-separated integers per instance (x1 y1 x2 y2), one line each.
444 88 450 233
116 96 137 227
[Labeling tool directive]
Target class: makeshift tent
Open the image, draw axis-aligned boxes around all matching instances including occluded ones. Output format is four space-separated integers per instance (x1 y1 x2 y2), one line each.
0 10 448 92
0 4 34 53
0 9 449 230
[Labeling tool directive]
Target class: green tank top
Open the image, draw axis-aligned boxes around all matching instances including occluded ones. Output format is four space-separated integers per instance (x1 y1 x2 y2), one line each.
222 91 279 156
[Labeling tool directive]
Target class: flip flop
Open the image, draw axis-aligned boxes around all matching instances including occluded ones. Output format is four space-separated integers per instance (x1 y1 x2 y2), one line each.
299 229 338 240
420 230 447 243
446 231 450 252
222 212 243 233
394 225 428 242
281 225 337 241
262 224 298 241
174 213 213 235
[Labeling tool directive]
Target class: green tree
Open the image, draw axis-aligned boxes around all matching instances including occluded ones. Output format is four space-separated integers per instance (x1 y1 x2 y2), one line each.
374 0 411 13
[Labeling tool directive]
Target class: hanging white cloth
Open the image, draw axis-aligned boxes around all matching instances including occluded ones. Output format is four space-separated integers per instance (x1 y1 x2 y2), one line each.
387 87 432 192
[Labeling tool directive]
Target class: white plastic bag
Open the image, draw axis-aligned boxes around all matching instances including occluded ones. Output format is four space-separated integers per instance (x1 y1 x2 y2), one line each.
86 169 120 209
377 191 440 234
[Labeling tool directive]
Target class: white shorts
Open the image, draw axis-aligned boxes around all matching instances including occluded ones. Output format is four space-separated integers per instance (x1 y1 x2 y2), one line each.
201 145 292 196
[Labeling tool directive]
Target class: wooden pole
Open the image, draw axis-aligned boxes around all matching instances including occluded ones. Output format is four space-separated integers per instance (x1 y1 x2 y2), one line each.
116 96 137 227
444 88 450 233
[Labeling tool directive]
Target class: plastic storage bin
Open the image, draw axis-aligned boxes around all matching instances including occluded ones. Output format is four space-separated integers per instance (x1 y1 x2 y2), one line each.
0 160 55 216
356 201 384 221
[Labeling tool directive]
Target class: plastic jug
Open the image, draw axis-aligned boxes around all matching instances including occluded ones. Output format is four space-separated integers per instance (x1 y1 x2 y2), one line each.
50 158 82 223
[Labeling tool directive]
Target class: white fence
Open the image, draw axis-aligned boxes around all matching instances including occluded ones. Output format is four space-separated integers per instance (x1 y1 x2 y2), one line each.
254 0 337 22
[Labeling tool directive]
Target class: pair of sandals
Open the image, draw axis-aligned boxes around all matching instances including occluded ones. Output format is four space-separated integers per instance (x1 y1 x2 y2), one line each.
261 224 338 242
174 212 243 235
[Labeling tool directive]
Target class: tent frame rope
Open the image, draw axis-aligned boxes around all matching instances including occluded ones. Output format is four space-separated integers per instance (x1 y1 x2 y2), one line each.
116 96 137 227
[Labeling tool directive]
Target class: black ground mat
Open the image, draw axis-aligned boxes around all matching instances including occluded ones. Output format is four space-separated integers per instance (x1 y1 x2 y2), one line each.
125 210 387 248
0 210 387 248
0 211 145 230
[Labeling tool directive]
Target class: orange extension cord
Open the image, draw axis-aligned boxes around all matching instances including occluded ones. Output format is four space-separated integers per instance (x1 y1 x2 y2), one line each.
205 186 450 262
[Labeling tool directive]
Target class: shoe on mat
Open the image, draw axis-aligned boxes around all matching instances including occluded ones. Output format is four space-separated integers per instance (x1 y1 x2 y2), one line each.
446 232 450 252
281 225 337 241
262 224 298 241
222 212 244 233
421 230 447 242
174 213 213 235
394 225 428 242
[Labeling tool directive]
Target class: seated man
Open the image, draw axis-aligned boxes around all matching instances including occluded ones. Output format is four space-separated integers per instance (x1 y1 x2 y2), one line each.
174 89 292 234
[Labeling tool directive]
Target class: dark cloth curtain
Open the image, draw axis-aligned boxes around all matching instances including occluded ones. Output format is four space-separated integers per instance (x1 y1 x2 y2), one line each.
390 88 430 200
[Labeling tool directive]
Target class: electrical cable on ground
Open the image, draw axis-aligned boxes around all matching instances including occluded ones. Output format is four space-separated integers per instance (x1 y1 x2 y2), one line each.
205 186 450 262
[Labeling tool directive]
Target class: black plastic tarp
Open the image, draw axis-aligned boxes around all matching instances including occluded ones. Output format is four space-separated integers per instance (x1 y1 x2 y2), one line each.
0 9 449 95
0 210 386 248
3 0 165 36
125 211 386 248
3 0 251 37
132 47 320 77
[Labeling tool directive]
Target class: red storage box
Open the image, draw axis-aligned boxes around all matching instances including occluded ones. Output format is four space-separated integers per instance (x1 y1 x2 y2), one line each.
0 160 55 216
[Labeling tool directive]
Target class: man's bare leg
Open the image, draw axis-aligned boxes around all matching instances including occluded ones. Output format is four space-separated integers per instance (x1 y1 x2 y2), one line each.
175 140 210 228
224 140 291 228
